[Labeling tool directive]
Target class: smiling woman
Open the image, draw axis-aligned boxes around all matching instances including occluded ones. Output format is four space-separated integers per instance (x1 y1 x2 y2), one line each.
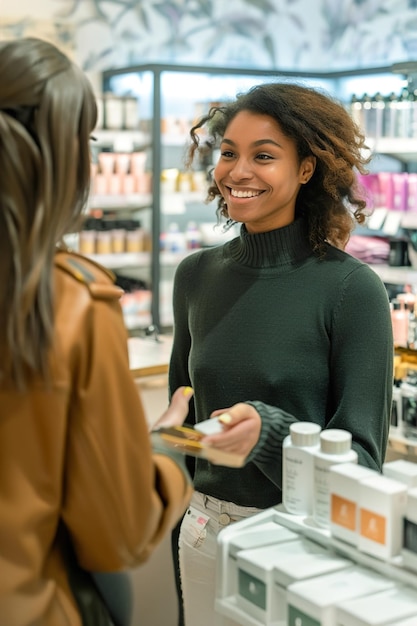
169 81 394 626
214 110 315 233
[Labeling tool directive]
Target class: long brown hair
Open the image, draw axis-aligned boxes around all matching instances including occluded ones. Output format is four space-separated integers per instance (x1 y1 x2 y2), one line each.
0 38 97 387
188 81 371 256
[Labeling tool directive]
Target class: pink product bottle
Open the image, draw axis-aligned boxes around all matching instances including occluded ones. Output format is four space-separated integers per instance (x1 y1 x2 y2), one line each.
392 173 409 211
391 299 409 347
408 174 417 212
397 286 416 313
378 172 395 210
356 173 381 209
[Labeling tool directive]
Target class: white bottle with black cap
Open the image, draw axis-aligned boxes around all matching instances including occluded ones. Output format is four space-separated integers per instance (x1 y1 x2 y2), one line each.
282 421 322 516
313 429 358 528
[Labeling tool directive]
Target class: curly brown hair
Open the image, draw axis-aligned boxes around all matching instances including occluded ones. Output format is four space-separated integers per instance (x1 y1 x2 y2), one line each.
187 81 371 256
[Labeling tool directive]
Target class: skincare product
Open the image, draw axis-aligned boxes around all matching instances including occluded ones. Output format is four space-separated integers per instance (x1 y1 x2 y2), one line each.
313 429 358 528
222 520 298 597
329 462 377 546
358 473 407 560
236 536 351 625
287 565 395 626
335 584 417 626
283 421 321 516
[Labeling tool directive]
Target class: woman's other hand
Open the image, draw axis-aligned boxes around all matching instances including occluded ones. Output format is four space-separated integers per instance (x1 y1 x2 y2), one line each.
152 386 194 431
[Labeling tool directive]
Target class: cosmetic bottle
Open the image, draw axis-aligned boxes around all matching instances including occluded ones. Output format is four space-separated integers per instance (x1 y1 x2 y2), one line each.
391 298 409 347
313 429 358 528
283 422 321 516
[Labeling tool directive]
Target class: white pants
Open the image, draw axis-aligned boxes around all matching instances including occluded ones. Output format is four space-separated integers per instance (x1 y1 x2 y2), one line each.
179 491 262 626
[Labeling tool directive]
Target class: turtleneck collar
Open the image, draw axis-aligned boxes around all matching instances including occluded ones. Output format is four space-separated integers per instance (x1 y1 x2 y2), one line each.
226 218 313 268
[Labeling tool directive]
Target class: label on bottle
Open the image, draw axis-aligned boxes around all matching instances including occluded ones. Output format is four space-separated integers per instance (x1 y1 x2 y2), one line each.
283 444 315 516
313 450 357 528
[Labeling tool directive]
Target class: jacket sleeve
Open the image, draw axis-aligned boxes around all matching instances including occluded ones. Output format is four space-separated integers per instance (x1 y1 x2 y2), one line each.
60 262 192 572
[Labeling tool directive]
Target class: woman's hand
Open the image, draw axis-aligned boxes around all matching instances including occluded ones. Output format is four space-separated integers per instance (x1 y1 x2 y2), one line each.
201 403 262 460
151 386 194 431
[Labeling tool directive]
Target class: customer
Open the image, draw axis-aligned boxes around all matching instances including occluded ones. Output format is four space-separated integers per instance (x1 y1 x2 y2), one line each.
0 37 194 626
169 81 394 626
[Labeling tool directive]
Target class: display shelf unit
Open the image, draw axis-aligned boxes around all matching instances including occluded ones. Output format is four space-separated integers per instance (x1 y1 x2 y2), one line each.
368 137 417 163
89 193 152 211
216 504 417 626
98 62 416 330
370 264 417 285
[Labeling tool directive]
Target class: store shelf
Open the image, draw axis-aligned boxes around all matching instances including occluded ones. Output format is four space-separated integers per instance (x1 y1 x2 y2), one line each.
270 505 417 588
93 129 149 150
89 193 152 211
87 249 200 271
88 252 150 270
367 137 417 162
216 504 417 626
369 263 417 285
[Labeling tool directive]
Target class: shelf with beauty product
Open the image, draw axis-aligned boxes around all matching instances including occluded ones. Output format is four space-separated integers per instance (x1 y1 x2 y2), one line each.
369 264 417 285
89 192 152 211
92 129 194 150
86 251 150 270
98 61 417 331
366 137 417 163
92 129 150 150
86 249 199 270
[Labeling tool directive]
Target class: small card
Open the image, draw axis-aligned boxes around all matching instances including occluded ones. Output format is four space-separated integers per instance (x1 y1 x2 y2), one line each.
194 416 224 436
152 425 245 467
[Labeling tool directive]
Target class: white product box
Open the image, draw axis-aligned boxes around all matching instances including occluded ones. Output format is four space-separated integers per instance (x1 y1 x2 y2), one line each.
383 459 417 488
402 486 417 572
222 520 298 597
358 473 407 560
236 536 351 625
335 584 417 625
286 565 395 626
329 462 377 546
390 617 417 626
215 507 299 619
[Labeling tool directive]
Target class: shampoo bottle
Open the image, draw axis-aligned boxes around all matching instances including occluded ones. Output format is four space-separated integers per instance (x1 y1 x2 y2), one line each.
282 421 321 516
313 429 358 528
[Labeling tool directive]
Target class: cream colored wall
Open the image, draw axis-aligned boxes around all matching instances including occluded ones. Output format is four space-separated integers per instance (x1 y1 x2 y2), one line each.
2 0 53 17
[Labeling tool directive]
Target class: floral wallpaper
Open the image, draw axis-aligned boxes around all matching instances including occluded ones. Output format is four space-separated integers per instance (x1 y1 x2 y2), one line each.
1 0 417 73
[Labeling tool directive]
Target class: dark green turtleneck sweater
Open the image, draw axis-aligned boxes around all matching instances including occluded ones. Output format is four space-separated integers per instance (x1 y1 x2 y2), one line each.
169 218 393 508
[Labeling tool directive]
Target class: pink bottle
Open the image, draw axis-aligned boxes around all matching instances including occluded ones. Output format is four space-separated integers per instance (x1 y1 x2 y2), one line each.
391 299 409 347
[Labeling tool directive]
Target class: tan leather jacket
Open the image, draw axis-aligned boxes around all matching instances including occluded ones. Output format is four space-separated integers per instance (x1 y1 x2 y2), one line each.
0 250 192 626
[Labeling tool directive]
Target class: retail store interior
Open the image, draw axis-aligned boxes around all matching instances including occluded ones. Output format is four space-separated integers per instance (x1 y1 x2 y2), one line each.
5 1 417 624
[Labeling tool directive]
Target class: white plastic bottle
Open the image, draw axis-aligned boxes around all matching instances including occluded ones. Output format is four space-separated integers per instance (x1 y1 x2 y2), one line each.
313 429 358 528
282 422 322 516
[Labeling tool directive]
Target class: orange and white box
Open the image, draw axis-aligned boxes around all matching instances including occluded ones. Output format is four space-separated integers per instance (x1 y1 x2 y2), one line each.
358 474 407 560
329 462 377 546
